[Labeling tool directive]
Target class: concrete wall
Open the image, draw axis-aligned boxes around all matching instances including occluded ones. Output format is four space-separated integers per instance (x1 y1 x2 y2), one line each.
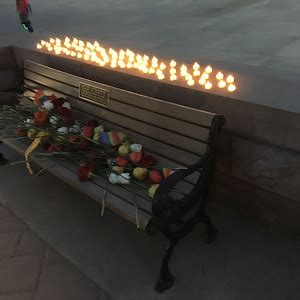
3 46 300 230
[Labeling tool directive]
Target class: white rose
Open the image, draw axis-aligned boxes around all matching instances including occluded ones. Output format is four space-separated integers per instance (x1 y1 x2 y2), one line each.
130 144 143 152
119 173 131 184
50 116 58 125
42 100 54 111
69 125 81 134
109 173 118 184
57 127 68 135
62 102 71 110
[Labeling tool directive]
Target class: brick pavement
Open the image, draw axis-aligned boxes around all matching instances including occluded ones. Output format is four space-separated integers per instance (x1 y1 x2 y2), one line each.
0 204 112 300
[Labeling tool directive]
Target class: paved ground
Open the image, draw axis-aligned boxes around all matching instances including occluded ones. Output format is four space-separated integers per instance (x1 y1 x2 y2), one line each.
0 145 299 300
1 0 300 74
0 204 112 300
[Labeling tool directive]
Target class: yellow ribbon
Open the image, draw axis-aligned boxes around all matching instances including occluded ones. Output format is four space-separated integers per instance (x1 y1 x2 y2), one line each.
25 131 49 175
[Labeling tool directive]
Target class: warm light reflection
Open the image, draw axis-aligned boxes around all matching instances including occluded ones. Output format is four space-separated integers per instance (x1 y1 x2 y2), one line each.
36 37 238 93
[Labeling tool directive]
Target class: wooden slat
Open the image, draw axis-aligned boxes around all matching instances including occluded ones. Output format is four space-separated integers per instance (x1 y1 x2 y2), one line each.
23 77 208 156
24 71 210 141
24 60 216 127
2 138 151 230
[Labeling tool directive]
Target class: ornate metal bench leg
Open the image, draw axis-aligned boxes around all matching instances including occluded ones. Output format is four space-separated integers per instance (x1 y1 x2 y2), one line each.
201 214 218 244
155 239 178 293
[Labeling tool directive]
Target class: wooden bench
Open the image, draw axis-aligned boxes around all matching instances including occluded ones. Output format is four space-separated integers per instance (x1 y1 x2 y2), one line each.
2 60 225 292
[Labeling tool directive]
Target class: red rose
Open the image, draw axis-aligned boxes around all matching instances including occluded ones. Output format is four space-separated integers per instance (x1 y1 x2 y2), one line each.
48 144 62 153
149 170 163 184
77 162 95 182
48 94 58 102
86 120 99 128
52 97 66 107
60 107 72 117
130 152 143 163
82 126 94 138
140 154 155 167
33 111 47 125
116 156 128 167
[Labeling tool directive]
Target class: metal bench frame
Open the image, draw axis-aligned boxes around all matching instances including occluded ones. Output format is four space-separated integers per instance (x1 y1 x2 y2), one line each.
2 60 225 293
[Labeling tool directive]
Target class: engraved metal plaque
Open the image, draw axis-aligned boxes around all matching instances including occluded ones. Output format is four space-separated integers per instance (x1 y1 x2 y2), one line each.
79 82 110 107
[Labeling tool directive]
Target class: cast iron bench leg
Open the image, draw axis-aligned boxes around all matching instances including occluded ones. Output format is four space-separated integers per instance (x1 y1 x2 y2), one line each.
155 239 178 293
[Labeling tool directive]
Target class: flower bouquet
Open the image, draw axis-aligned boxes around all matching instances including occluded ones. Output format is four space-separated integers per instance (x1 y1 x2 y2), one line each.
0 90 183 199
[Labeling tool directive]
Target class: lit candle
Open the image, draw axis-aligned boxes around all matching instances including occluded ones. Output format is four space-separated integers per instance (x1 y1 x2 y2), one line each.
170 68 176 75
202 73 209 80
71 51 76 57
199 78 206 86
149 67 156 74
157 73 165 80
204 81 212 89
185 74 192 81
41 40 46 46
77 53 83 59
187 79 195 86
127 62 133 68
156 69 163 76
226 75 235 83
180 65 188 75
119 62 126 68
193 70 201 76
159 63 166 70
50 38 55 44
48 46 53 52
228 83 236 92
99 60 105 67
205 65 212 73
170 60 177 68
216 72 224 80
193 62 200 70
218 80 226 88
36 44 42 49
170 75 177 81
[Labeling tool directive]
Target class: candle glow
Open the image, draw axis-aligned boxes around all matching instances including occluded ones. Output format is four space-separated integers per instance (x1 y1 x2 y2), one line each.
35 37 238 93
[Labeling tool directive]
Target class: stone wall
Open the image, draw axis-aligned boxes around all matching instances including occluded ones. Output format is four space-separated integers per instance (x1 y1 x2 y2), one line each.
2 46 300 230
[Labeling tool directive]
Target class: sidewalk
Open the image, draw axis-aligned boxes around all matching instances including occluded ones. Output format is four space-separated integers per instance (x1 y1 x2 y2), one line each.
0 204 112 300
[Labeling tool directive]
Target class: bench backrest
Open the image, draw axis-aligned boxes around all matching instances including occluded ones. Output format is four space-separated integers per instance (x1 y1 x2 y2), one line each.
23 61 217 167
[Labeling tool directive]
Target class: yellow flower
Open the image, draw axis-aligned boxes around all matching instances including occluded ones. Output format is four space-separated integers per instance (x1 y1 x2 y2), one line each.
133 167 148 181
118 144 130 156
112 166 124 174
148 184 160 199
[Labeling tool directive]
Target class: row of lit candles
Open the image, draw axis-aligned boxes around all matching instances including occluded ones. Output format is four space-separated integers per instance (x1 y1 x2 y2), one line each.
36 37 237 92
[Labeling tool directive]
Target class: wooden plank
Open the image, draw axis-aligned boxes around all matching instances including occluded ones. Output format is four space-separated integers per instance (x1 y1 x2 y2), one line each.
24 60 216 127
23 77 208 156
2 138 151 230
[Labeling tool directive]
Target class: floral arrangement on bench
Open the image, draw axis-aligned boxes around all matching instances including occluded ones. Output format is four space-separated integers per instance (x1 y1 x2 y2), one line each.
0 91 180 199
